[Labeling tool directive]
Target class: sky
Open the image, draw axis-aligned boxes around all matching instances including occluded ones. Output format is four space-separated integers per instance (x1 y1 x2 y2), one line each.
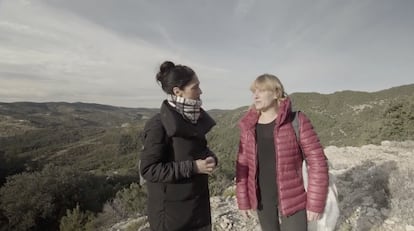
0 0 413 110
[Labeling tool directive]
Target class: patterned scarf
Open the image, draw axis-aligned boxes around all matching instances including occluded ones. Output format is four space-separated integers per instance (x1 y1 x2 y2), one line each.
167 94 202 124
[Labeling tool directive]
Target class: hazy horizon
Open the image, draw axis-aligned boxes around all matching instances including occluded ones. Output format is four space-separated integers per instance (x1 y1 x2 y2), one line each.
1 82 412 110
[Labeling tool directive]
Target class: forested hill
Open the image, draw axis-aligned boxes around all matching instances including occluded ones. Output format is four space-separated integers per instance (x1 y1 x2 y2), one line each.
290 83 414 146
0 84 413 230
209 83 414 152
207 84 414 183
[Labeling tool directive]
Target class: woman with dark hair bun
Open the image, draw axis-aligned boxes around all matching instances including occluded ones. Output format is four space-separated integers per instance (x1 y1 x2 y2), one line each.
140 61 218 231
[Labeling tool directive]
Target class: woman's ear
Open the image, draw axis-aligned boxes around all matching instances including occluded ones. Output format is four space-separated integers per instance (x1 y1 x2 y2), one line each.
173 86 182 96
275 90 282 99
274 93 278 99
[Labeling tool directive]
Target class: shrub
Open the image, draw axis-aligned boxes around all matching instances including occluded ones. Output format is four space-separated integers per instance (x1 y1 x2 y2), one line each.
86 183 147 230
59 204 94 231
0 164 116 230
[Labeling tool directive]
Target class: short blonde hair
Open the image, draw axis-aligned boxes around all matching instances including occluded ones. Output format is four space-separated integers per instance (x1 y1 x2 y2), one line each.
250 74 287 100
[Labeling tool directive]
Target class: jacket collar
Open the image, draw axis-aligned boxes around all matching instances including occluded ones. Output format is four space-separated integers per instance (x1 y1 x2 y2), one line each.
160 100 216 137
239 108 259 131
277 97 292 126
239 97 293 131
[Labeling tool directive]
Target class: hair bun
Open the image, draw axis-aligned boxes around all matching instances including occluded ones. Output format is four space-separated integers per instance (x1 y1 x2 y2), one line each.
159 61 175 75
156 61 175 83
155 60 195 94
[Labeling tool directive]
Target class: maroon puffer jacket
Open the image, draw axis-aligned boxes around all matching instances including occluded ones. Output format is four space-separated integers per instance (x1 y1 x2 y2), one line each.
236 97 329 216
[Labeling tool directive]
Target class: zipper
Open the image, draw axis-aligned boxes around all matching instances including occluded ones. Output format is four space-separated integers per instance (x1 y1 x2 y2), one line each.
250 129 259 209
273 122 284 222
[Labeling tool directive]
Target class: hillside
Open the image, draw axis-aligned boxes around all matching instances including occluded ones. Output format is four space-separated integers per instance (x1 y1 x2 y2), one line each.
290 84 414 146
206 84 414 195
0 102 159 175
0 102 161 230
209 83 414 151
0 84 413 230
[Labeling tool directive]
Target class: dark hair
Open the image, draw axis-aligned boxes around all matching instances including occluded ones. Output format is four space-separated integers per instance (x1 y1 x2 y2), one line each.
156 61 196 94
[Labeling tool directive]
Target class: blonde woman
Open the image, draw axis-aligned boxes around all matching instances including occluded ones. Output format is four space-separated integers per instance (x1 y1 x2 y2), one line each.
236 74 329 231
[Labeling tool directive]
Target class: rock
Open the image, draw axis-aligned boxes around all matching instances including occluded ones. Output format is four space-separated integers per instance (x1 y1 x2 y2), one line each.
381 208 390 216
107 141 414 230
385 219 395 225
406 225 414 231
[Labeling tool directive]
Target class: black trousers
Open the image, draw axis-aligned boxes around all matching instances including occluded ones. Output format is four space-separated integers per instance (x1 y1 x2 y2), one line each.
257 206 307 231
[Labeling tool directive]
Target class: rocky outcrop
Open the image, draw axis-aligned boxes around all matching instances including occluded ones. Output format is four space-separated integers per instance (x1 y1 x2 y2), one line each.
110 140 414 231
326 140 414 231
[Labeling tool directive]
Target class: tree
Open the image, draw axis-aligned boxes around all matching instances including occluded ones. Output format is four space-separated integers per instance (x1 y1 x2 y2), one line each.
0 164 115 230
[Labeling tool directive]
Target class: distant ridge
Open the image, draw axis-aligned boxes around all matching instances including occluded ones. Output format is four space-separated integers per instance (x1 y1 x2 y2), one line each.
2 83 411 160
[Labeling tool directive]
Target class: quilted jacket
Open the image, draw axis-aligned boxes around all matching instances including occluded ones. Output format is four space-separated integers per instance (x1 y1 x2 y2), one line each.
236 97 329 216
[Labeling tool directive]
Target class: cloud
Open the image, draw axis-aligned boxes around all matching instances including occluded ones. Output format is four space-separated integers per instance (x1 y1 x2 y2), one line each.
1 0 413 109
0 0 179 107
234 0 257 18
0 0 243 108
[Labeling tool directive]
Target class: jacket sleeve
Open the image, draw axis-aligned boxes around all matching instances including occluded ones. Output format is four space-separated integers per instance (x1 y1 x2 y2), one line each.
139 116 194 183
298 112 329 213
236 130 251 210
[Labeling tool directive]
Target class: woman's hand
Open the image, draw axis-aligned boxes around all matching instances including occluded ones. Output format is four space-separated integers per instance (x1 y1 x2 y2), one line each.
194 156 216 175
307 210 322 221
240 210 253 219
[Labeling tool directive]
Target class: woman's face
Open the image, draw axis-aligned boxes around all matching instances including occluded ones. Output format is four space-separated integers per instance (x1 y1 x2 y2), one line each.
174 76 202 100
253 88 277 111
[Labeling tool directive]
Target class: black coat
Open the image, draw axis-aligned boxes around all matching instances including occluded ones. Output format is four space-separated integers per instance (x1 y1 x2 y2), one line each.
140 101 216 231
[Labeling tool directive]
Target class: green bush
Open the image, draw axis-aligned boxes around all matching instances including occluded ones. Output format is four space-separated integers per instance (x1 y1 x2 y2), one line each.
86 183 147 230
0 164 117 230
114 183 147 216
59 204 94 231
